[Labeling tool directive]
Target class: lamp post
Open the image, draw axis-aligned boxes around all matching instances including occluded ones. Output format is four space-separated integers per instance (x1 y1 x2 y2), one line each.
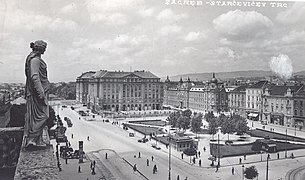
285 129 287 158
242 164 244 180
218 133 220 167
168 126 171 180
266 154 270 180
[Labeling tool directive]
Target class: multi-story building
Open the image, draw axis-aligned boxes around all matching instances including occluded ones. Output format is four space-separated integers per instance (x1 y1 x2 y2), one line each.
163 77 192 109
245 81 269 121
164 73 228 113
76 71 96 105
76 70 163 112
293 87 305 129
262 85 304 127
228 85 248 117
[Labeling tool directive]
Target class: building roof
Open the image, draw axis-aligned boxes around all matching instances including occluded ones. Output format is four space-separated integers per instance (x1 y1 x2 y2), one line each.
81 70 159 79
77 71 96 79
268 85 303 96
248 80 269 89
231 85 248 93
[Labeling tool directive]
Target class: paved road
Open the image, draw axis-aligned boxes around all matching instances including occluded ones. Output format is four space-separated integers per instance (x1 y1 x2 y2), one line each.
285 165 305 180
57 106 218 180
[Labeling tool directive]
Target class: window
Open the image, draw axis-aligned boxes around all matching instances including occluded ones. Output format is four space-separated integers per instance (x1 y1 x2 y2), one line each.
295 110 298 116
300 110 303 116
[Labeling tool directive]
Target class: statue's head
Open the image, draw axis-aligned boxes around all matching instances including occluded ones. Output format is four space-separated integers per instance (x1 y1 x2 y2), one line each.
30 40 47 54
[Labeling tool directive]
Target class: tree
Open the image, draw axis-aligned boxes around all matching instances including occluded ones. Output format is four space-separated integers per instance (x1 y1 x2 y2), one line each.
204 111 215 123
191 113 203 134
244 166 259 179
182 109 192 118
220 115 235 141
235 118 249 135
208 117 218 139
177 116 190 131
167 112 180 128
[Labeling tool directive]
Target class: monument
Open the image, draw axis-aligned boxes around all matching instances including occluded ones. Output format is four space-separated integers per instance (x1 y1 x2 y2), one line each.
24 40 50 148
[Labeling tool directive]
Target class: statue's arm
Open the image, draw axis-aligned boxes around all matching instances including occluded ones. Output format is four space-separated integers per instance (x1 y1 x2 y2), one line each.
30 58 45 99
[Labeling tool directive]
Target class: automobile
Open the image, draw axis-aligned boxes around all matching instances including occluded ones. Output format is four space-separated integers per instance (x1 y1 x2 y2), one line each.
129 133 135 137
62 105 67 108
105 119 110 123
151 144 161 150
138 138 149 143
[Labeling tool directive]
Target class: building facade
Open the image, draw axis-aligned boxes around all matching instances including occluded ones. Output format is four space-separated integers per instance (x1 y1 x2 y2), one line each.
293 88 305 129
164 73 228 113
245 81 269 121
228 85 247 117
76 70 163 112
262 86 301 126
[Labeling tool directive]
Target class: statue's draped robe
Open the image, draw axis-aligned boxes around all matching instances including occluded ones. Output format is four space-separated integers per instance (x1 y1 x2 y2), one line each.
24 51 50 147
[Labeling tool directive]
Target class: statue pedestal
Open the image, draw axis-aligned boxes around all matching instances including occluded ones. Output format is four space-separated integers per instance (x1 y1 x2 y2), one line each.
14 138 58 180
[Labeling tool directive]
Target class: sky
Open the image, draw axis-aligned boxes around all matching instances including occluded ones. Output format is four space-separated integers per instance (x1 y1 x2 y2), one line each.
0 0 304 83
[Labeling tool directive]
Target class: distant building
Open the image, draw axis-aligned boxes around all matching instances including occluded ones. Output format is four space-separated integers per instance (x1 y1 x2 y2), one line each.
163 77 192 109
245 81 269 121
292 87 305 129
76 70 163 112
164 73 228 113
228 85 248 117
262 85 303 126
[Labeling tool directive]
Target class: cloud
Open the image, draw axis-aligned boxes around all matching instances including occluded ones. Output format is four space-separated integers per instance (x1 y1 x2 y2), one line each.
215 47 239 61
138 7 154 17
276 2 305 25
158 25 182 36
281 30 305 44
60 3 78 14
157 9 188 22
184 31 205 42
269 54 293 79
213 10 273 40
49 18 77 31
180 47 198 54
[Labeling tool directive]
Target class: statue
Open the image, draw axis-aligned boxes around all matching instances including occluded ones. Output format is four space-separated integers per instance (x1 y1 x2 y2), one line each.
24 40 50 148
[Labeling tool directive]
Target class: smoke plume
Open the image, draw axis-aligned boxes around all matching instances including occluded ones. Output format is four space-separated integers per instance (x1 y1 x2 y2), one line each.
269 54 293 80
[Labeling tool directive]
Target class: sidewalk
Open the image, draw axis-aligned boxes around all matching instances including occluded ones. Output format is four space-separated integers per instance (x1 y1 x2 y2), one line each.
248 119 305 139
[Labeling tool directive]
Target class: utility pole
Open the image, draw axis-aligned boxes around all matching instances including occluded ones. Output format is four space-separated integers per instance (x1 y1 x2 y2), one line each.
168 127 171 180
285 129 287 158
242 164 244 180
218 133 220 166
266 154 270 180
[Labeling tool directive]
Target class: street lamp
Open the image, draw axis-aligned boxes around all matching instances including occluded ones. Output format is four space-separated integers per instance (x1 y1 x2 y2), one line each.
218 133 220 167
168 126 171 180
242 164 244 180
285 129 287 158
266 154 270 180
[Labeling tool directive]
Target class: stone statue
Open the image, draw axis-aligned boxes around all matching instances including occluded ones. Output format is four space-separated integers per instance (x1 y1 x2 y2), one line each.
24 40 50 148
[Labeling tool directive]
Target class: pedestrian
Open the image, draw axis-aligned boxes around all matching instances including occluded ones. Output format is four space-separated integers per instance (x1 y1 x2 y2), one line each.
79 117 80 120
153 164 157 174
215 164 219 172
87 136 90 141
106 153 108 159
71 134 73 139
199 159 202 167
65 158 68 164
93 160 96 166
198 151 201 157
196 152 198 159
177 175 180 180
244 154 246 160
90 162 93 169
78 166 81 173
147 159 149 166
203 147 206 152
181 153 184 159
193 157 196 164
185 177 188 180
277 153 279 159
232 167 235 175
152 156 154 162
138 152 141 158
133 164 137 172
239 158 242 164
